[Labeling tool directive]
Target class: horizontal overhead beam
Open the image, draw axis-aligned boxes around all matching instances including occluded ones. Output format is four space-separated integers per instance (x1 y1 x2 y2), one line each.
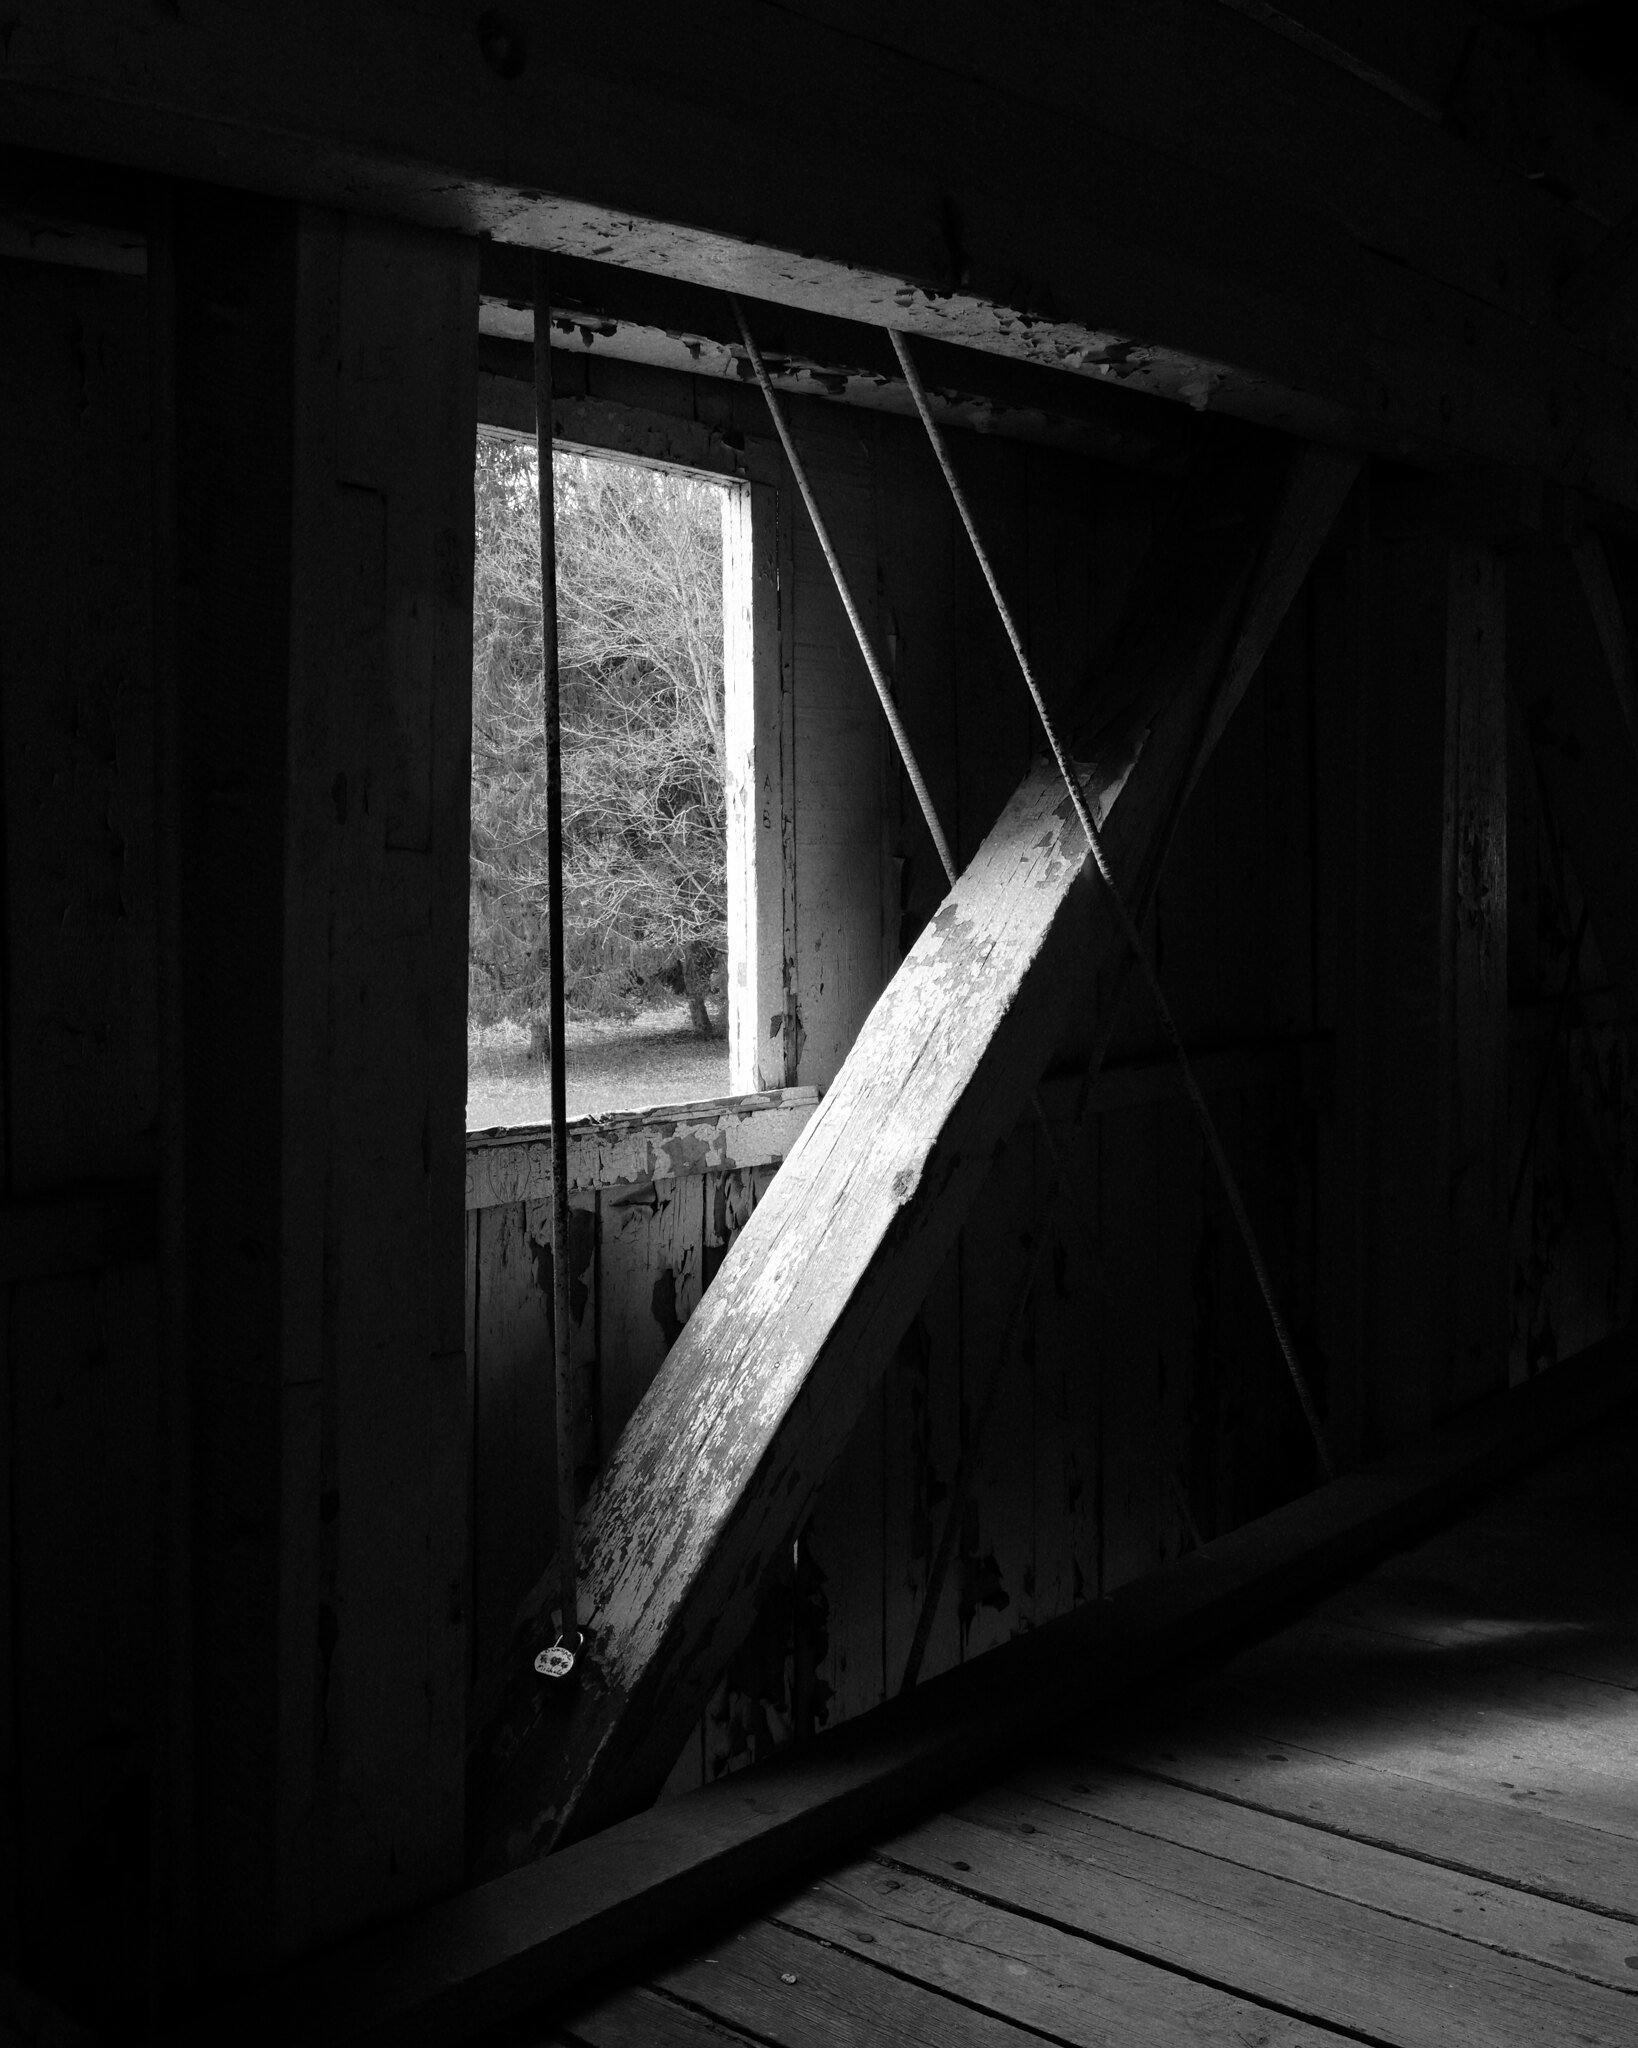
479 248 1196 467
4 5 1638 502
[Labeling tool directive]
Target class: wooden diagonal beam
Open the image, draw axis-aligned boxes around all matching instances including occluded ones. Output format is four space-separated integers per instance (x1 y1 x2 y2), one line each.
470 439 1359 1869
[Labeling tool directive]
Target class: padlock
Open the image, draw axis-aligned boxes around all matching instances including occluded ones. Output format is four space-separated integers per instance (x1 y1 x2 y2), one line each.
534 1640 576 1681
534 1624 581 1684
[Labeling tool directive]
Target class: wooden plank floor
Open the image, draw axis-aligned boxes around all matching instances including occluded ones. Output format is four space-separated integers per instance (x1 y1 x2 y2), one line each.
536 1408 1638 2047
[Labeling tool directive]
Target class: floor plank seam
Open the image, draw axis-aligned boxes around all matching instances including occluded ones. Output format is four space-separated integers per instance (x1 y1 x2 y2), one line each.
1008 1773 1638 1994
757 1907 1098 2048
1090 1754 1638 1924
862 1849 1398 2048
611 1979 791 2048
1145 1727 1638 1851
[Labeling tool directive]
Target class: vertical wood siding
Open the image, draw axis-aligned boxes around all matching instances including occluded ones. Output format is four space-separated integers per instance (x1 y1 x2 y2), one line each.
459 411 1638 1805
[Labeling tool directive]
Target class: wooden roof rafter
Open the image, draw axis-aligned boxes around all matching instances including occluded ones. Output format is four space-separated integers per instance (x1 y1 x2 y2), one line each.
6 2 1638 503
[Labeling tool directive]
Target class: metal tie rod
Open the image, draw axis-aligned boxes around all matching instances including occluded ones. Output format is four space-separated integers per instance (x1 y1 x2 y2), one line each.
888 327 1333 1482
534 253 582 1657
729 298 1101 1272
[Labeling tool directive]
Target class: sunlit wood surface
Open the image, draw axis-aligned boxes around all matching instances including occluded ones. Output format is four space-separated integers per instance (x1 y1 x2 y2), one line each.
551 1406 1638 2047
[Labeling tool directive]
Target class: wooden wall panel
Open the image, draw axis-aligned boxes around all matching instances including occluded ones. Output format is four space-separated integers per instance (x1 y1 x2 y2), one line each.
1446 543 1510 1413
471 1203 556 1689
1505 701 1638 1380
459 351 1635 1859
882 1264 963 1693
960 1124 1038 1659
280 210 477 1956
0 259 158 1193
1034 1149 1100 1620
7 1269 158 2018
1154 1097 1207 1553
1098 1104 1164 1591
0 254 159 2023
784 407 888 1089
1312 537 1367 1465
805 1381 886 1731
460 384 1356 1800
598 1184 682 1459
868 414 958 972
0 1299 12 1972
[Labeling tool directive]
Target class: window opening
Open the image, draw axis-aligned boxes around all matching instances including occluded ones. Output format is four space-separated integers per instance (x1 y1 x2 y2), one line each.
467 430 739 1127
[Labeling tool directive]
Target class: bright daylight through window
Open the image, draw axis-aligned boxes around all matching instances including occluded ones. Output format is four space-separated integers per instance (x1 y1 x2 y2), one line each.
466 432 735 1128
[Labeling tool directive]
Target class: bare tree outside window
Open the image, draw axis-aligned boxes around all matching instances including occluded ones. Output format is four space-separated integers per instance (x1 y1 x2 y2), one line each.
468 433 732 1123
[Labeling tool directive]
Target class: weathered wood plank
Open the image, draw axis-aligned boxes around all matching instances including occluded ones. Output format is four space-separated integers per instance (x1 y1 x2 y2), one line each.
1571 531 1638 760
7 1269 158 2019
805 1376 886 1732
1012 1762 1638 1991
0 1294 13 1965
1098 1103 1164 1589
556 1986 764 2046
1314 505 1370 1465
647 1915 1045 2048
1194 1609 1638 1842
0 1183 156 1286
1032 1129 1099 1622
882 1792 1638 2047
0 257 158 1195
470 442 1358 1862
1357 509 1457 1452
775 1859 1360 2048
1511 536 1638 1018
724 478 796 1092
882 1271 963 1691
959 1122 1036 1661
1446 540 1509 1415
786 402 893 1089
281 212 477 1952
472 1205 558 1690
159 195 477 1969
1091 1725 1638 1924
596 1179 702 1461
465 1090 819 1209
478 262 1195 472
1154 1095 1207 1548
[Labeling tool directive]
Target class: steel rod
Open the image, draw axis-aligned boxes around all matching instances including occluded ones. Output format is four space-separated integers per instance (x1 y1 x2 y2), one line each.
730 299 1103 1273
890 328 1334 1482
534 254 580 1645
729 298 957 888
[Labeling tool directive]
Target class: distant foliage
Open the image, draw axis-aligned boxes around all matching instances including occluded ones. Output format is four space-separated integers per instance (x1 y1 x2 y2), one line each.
469 435 727 1036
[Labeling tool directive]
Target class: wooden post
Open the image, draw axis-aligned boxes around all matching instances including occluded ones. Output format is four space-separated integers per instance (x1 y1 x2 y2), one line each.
167 190 477 1973
1355 489 1508 1452
1445 541 1509 1413
724 479 797 1090
1515 529 1638 1020
1315 482 1371 1471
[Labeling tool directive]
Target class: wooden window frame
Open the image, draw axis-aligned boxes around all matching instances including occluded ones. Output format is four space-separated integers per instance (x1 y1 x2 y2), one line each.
474 374 800 1118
